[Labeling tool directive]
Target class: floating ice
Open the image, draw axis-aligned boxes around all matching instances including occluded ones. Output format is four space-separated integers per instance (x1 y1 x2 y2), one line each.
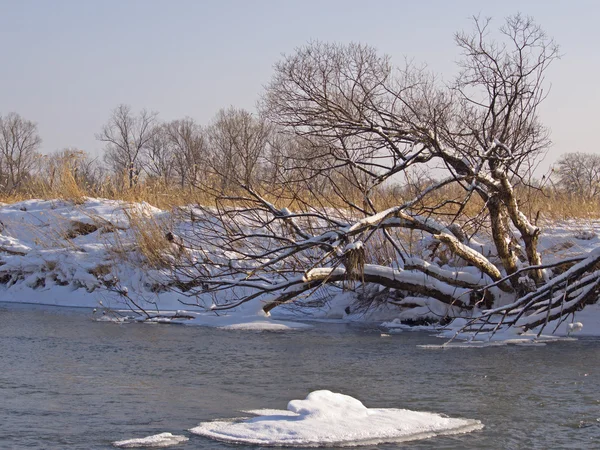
567 322 584 334
112 432 188 448
188 310 312 330
190 390 483 447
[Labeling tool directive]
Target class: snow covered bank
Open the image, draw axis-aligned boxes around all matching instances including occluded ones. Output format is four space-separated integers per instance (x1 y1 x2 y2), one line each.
0 199 309 330
436 303 600 344
0 199 599 336
190 390 483 446
112 432 188 448
0 198 164 307
0 199 310 331
378 303 600 346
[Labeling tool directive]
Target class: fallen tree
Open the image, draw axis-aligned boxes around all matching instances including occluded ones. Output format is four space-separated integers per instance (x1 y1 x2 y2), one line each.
158 15 598 336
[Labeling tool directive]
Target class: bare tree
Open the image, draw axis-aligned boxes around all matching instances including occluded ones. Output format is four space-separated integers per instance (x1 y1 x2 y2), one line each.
143 124 176 184
258 15 558 284
164 118 206 188
96 105 157 188
554 152 600 200
149 16 598 337
207 108 271 191
0 113 42 193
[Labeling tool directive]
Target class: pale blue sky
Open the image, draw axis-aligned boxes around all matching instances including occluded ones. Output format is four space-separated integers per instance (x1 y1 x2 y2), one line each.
1 0 598 171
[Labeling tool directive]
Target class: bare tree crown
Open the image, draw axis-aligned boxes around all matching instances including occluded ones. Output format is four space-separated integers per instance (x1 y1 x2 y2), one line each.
162 14 597 336
96 104 158 188
0 112 42 192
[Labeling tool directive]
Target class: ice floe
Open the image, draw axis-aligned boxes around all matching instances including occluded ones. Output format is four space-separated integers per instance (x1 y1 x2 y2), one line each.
190 390 483 446
187 307 312 330
112 432 188 448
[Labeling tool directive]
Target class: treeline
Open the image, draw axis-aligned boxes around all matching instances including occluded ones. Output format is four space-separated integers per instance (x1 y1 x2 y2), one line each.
0 105 388 208
95 105 282 192
0 106 290 197
0 107 599 212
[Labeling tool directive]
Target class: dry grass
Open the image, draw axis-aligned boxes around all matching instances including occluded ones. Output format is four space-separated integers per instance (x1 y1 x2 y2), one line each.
0 165 598 221
0 177 221 210
121 209 181 269
519 189 600 221
375 183 600 222
16 157 88 205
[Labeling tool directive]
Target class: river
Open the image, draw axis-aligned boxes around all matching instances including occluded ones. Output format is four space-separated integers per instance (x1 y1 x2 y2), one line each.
0 302 598 449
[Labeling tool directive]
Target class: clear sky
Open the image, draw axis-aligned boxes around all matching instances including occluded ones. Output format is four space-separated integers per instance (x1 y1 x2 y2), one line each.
1 0 598 172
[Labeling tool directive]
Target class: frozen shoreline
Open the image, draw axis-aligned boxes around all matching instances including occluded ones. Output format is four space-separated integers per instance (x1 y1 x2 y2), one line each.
1 198 599 337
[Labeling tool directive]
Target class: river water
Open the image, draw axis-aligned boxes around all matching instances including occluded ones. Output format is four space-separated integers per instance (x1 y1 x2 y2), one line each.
0 302 598 449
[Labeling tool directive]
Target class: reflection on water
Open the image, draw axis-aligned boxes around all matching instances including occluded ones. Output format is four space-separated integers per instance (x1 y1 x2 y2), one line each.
0 302 598 449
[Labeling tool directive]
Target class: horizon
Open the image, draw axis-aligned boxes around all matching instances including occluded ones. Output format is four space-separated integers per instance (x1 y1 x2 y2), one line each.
1 0 599 173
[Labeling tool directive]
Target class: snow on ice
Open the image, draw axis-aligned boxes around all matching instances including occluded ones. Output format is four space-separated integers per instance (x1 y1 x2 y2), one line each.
112 432 188 448
190 390 483 446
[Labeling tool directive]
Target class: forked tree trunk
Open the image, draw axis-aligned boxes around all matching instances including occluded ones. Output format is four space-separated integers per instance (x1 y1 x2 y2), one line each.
499 177 544 284
488 196 519 288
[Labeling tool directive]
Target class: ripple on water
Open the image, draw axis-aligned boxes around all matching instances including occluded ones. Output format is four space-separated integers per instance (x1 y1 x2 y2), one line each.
0 303 598 450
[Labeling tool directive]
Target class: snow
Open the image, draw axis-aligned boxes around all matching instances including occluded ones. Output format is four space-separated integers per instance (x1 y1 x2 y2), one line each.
306 265 470 300
190 390 483 447
112 432 188 448
404 257 490 287
431 303 600 346
383 296 465 324
567 321 584 333
343 240 363 252
89 300 312 330
0 199 598 337
187 309 312 331
0 199 313 331
551 303 600 337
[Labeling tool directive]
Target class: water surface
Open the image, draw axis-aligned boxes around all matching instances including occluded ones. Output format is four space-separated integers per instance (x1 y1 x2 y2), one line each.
0 303 598 449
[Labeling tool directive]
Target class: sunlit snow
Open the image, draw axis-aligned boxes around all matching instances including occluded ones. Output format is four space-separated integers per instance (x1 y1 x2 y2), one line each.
0 199 599 336
190 390 483 446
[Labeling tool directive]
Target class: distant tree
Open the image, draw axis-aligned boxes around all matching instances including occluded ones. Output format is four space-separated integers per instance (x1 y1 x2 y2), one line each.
96 105 157 188
164 118 206 188
142 124 176 184
258 131 313 187
554 152 600 199
0 112 42 193
207 108 271 191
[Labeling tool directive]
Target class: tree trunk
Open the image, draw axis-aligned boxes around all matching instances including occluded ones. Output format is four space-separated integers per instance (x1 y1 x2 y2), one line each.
488 196 519 287
499 177 543 283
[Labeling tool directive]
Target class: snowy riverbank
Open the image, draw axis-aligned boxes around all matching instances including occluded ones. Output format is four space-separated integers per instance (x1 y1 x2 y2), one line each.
0 198 599 337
